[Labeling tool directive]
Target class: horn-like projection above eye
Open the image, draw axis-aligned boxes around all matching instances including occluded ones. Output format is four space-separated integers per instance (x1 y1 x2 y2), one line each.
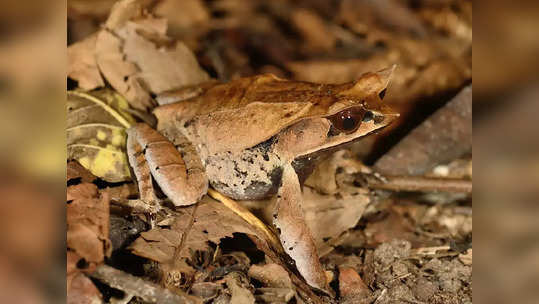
326 107 366 134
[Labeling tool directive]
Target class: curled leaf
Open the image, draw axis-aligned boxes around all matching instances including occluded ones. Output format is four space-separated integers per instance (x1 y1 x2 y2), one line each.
67 89 135 182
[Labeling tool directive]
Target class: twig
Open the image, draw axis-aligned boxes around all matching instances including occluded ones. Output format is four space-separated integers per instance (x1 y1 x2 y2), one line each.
90 264 200 304
367 175 472 193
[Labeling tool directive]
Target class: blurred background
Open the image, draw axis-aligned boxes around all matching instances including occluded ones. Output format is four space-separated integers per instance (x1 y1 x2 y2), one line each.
0 0 536 302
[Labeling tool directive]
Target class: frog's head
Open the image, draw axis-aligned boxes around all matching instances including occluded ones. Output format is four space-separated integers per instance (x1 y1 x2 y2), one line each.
325 66 399 143
280 66 399 159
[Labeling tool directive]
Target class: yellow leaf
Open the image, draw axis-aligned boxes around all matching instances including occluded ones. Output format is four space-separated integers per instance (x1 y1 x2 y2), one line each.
67 89 135 182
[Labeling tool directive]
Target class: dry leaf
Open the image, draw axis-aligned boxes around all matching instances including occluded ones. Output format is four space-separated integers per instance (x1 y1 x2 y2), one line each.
67 89 135 182
224 272 255 304
302 187 370 256
338 267 372 304
304 150 368 194
291 9 336 52
191 282 222 302
95 0 209 111
67 183 112 265
67 251 103 304
129 197 266 264
248 263 293 289
67 34 105 90
153 0 209 36
248 263 296 303
67 160 97 184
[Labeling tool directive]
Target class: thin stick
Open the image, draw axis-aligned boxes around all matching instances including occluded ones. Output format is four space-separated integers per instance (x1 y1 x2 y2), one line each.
90 264 199 304
367 175 472 193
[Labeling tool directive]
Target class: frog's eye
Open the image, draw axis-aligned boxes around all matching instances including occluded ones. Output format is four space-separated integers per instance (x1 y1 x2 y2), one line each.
327 107 366 134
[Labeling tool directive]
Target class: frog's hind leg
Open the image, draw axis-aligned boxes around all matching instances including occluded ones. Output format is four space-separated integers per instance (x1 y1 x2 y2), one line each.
126 125 160 217
127 123 208 209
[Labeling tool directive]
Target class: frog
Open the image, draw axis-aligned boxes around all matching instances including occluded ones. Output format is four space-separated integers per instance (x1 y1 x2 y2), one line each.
126 67 399 291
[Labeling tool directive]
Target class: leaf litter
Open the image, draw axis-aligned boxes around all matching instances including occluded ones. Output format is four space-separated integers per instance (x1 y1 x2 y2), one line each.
67 0 472 303
67 89 135 182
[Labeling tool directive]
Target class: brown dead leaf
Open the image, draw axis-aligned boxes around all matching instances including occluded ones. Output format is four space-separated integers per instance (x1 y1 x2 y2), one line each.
302 187 370 256
67 34 105 90
224 272 255 304
129 196 266 264
95 0 209 111
364 206 429 247
153 0 209 38
291 9 336 52
338 267 372 304
338 0 426 37
190 282 222 302
249 263 296 303
67 160 97 183
304 150 368 194
248 263 293 289
67 183 111 265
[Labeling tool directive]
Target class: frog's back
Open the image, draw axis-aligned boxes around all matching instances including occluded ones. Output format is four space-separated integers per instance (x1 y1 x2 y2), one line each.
153 73 387 154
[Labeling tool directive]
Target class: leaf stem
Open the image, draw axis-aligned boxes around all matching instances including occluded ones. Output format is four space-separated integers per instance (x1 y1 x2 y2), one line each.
68 91 133 129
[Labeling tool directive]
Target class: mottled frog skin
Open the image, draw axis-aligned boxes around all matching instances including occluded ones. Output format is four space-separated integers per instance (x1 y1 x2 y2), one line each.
127 69 398 291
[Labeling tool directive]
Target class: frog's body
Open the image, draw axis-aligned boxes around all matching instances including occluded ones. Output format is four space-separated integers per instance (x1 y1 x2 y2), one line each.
203 138 284 200
127 70 398 291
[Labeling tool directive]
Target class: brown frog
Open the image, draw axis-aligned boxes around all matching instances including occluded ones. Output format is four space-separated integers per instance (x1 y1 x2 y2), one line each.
127 68 398 291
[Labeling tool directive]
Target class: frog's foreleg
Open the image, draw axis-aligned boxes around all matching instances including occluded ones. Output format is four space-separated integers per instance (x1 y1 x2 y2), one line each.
127 123 208 209
273 163 329 292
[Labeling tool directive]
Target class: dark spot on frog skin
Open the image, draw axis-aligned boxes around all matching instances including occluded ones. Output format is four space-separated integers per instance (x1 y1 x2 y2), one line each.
233 162 248 177
203 229 208 234
378 88 387 100
288 247 293 251
374 114 385 124
284 112 292 118
276 228 281 235
183 119 194 128
263 154 270 161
